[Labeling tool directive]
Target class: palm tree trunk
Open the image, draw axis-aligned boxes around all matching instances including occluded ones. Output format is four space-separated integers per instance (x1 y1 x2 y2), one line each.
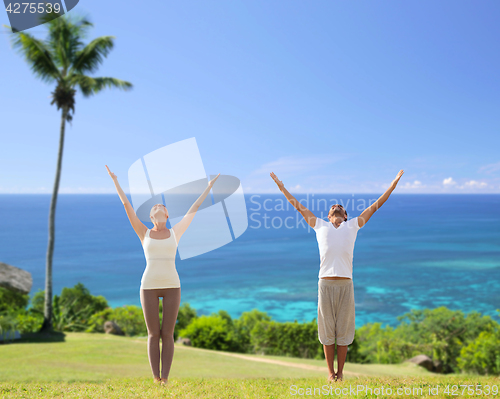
39 105 68 333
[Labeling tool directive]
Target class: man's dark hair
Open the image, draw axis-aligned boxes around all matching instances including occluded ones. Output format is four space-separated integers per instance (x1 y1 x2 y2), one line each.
329 204 348 222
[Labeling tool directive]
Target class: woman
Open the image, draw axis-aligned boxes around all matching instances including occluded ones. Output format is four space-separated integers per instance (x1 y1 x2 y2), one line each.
270 170 404 382
106 165 220 386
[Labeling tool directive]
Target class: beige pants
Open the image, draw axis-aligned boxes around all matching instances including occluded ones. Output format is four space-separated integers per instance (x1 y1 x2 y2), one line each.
317 278 355 346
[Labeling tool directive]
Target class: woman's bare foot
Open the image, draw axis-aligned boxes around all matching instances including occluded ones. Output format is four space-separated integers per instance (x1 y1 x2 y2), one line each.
336 372 344 382
327 373 335 383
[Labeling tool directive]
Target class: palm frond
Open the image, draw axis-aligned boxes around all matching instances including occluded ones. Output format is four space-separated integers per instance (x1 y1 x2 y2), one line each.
72 75 133 97
46 12 93 42
45 14 93 73
6 30 60 83
70 36 116 75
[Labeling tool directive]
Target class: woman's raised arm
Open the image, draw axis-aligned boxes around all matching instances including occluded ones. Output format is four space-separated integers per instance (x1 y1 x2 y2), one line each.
270 172 316 228
105 165 147 240
172 173 221 242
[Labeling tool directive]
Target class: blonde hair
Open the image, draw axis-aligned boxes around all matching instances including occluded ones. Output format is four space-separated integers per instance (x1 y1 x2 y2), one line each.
150 204 167 224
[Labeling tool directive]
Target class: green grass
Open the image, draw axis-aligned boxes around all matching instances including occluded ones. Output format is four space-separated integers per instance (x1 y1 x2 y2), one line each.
0 332 499 398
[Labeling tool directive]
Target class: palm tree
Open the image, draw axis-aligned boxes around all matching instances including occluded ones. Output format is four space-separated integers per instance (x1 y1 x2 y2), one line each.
4 12 133 333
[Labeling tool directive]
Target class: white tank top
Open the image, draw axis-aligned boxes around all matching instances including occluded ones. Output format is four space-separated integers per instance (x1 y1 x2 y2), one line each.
140 228 180 289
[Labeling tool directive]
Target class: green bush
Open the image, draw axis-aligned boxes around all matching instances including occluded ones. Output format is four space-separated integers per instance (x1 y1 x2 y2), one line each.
29 289 45 314
87 301 197 339
179 310 242 352
393 307 499 373
175 302 197 341
86 305 147 337
0 308 18 342
15 309 44 333
348 322 424 365
27 283 109 332
110 305 147 336
457 329 500 375
250 319 324 359
346 307 500 374
59 283 108 322
234 309 271 353
86 308 112 333
0 287 29 313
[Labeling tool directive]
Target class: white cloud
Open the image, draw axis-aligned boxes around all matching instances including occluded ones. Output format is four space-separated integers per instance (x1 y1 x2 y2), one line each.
442 177 488 190
443 177 457 186
401 180 425 189
460 180 488 189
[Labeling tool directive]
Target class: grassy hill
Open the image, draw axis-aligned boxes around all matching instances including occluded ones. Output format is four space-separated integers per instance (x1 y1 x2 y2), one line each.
0 332 498 398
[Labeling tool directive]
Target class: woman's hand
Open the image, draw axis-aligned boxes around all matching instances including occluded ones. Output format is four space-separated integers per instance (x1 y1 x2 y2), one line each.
208 173 221 188
105 165 118 181
270 172 284 190
391 170 404 188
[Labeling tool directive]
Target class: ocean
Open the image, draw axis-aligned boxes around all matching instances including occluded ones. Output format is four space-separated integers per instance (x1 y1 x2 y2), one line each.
1 193 499 329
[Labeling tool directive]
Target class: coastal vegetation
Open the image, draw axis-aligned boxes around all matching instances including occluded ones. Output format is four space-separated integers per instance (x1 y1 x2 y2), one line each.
1 283 499 376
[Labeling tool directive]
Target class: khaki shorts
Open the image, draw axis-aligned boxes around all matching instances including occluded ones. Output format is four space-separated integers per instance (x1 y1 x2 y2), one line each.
317 278 355 346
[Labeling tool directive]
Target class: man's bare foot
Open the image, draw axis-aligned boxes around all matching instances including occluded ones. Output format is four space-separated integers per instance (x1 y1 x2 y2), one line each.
160 378 168 386
153 377 161 384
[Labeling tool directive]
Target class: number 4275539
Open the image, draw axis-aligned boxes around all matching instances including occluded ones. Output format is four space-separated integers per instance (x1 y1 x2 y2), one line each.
5 3 62 14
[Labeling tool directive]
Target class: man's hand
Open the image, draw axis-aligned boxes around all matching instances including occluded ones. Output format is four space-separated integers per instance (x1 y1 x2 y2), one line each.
270 171 316 228
391 170 404 188
270 172 284 190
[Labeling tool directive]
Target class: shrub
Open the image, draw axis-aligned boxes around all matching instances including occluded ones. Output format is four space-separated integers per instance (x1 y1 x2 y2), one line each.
347 322 423 364
179 310 242 352
234 309 271 353
0 287 29 313
86 305 147 337
346 307 500 374
86 308 112 333
175 302 197 341
27 283 109 332
59 282 108 322
250 319 324 359
0 308 18 342
15 309 44 333
392 307 499 373
457 330 500 375
29 289 45 314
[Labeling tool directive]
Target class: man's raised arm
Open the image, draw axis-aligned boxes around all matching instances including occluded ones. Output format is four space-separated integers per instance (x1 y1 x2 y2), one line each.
358 169 404 229
270 172 316 228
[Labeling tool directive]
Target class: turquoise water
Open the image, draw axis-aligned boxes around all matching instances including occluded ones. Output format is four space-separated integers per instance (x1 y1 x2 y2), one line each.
1 193 499 328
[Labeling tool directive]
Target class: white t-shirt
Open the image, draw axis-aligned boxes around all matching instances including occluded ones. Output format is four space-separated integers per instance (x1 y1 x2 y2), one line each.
313 216 363 280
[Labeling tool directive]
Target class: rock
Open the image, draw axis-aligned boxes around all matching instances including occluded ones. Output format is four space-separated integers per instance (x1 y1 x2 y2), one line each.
405 354 435 372
104 320 124 335
0 262 32 294
433 359 443 373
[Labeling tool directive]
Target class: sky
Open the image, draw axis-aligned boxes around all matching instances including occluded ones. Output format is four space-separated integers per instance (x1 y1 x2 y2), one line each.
1 0 499 194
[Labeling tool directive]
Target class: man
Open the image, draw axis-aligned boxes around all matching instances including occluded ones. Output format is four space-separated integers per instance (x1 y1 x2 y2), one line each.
270 170 404 382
